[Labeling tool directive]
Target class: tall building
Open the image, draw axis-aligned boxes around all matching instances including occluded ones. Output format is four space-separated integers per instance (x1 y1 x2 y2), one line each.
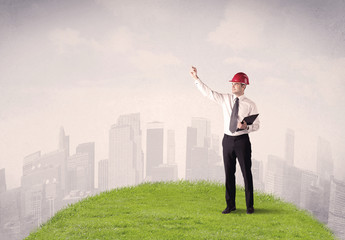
285 129 295 166
58 127 69 192
109 124 136 189
108 113 143 189
167 130 175 165
328 177 345 240
185 127 197 179
19 127 70 236
117 113 144 184
265 155 285 197
20 149 64 235
76 142 95 191
146 122 164 180
67 145 94 193
300 170 318 209
211 134 220 155
0 168 6 193
98 159 108 192
316 177 331 224
316 136 333 179
0 187 21 240
282 165 301 206
207 149 223 182
191 117 211 148
252 159 264 191
189 147 208 180
186 118 212 181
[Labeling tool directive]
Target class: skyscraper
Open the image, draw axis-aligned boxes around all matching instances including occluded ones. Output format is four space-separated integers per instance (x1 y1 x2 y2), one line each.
190 147 208 180
67 142 95 193
328 177 345 239
109 124 136 189
76 142 95 191
186 117 214 181
191 117 211 148
265 155 285 197
285 129 295 166
98 159 108 192
316 136 333 179
117 113 144 184
58 127 69 192
167 130 175 165
108 113 143 189
252 159 264 191
185 127 197 179
146 122 164 180
0 168 6 193
300 170 318 209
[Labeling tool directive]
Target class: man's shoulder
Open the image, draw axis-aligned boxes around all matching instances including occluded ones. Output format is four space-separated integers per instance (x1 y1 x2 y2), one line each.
242 96 257 105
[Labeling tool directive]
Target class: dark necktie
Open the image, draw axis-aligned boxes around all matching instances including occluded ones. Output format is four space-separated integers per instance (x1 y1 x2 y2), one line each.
230 97 239 133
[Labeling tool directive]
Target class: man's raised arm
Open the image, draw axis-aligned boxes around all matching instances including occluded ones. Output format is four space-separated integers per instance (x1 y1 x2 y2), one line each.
190 66 225 104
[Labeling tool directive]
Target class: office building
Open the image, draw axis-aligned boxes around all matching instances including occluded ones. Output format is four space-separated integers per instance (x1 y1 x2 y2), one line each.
98 159 109 192
146 122 164 180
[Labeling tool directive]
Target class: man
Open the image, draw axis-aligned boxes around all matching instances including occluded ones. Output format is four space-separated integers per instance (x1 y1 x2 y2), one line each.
190 66 260 214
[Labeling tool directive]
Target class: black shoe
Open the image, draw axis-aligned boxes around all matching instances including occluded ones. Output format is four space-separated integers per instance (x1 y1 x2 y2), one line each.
222 206 236 214
246 207 254 214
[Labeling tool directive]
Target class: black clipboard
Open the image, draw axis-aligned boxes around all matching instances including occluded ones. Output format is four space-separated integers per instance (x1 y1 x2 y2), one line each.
236 114 259 131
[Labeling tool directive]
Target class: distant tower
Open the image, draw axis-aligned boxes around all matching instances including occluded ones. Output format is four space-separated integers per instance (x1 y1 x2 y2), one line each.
0 168 6 193
58 127 69 192
117 113 144 184
191 117 211 148
316 136 333 179
328 177 345 239
265 155 285 197
59 127 70 157
108 113 143 189
167 130 175 165
285 129 295 166
146 122 164 179
109 124 136 189
98 159 108 192
185 127 197 179
76 142 95 191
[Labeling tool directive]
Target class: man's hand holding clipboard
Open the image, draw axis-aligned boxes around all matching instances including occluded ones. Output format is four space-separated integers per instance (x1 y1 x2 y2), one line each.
237 114 259 131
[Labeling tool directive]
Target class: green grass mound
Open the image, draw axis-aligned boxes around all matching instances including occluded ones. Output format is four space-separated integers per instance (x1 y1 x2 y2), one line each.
26 181 335 239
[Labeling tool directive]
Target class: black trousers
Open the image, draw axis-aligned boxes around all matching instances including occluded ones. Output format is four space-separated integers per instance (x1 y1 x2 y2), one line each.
222 133 253 209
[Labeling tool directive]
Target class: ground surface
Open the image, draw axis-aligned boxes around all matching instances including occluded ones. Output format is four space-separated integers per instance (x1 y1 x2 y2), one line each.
26 181 335 239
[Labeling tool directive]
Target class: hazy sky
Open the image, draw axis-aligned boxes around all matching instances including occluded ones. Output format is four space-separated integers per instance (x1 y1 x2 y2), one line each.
1 0 345 189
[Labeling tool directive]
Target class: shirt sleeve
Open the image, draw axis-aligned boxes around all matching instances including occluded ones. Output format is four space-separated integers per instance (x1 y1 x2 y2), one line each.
248 103 260 133
194 78 225 105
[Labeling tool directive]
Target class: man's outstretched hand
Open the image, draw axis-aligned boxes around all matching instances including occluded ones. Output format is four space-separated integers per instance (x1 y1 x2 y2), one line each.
190 66 198 80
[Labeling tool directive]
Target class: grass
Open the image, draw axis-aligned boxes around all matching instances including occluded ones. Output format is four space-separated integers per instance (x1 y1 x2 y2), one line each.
26 180 335 239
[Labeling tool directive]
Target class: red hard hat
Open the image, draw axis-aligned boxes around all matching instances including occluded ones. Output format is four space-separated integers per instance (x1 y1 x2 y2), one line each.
229 72 249 85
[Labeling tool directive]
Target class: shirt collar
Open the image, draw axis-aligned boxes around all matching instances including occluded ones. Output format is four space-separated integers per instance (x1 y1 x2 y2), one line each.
233 94 246 101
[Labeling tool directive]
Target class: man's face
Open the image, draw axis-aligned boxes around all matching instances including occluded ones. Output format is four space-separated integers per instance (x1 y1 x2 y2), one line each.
232 83 246 96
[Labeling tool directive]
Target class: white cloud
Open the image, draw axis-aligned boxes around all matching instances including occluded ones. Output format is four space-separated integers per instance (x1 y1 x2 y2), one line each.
224 56 274 72
49 27 135 55
130 50 181 79
49 28 98 54
48 26 181 80
208 1 267 50
291 56 345 105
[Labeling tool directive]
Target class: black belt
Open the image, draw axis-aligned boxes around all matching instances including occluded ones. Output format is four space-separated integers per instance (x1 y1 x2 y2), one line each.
224 133 248 139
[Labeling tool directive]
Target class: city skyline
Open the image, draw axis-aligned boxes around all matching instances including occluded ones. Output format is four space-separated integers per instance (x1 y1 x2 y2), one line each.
1 0 344 238
1 0 345 190
1 114 344 239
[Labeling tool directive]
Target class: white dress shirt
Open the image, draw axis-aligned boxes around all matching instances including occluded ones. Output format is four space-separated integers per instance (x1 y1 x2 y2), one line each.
195 77 260 136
